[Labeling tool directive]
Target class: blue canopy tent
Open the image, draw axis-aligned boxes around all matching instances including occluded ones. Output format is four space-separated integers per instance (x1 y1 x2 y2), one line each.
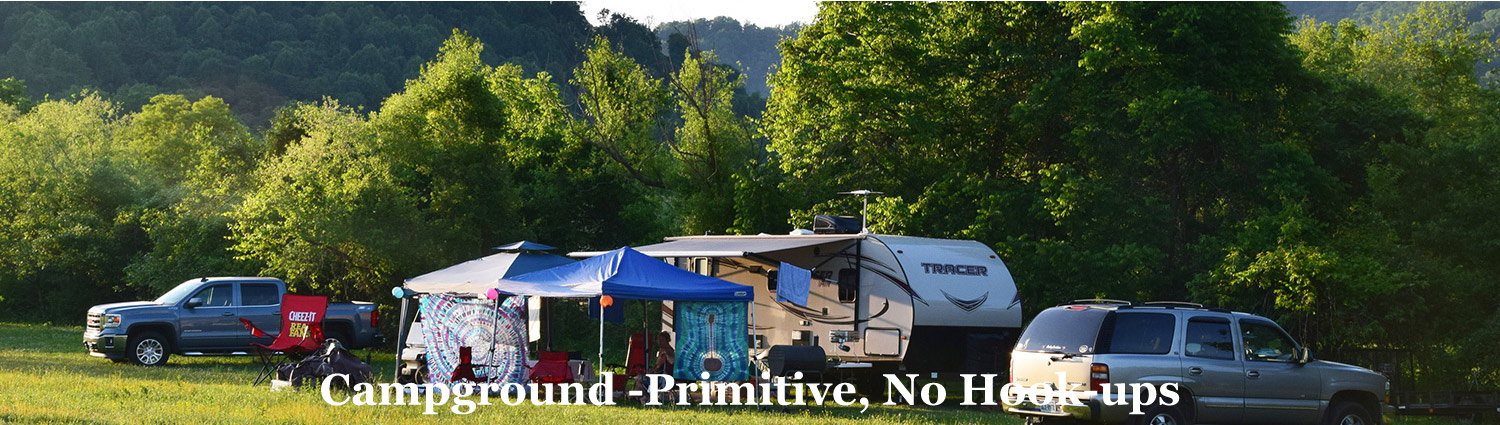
494 247 752 301
494 246 755 380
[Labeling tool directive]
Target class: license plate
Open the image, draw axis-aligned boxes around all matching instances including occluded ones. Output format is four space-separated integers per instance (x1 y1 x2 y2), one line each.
1038 402 1059 413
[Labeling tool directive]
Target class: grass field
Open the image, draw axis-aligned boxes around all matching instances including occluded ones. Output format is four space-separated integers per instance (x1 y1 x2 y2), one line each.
0 322 1480 424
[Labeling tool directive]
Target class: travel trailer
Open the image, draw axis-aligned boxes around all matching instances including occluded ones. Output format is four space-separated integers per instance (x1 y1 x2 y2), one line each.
571 216 1023 374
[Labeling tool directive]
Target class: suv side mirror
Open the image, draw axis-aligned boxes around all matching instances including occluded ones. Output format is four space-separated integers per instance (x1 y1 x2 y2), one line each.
1296 346 1313 364
185 298 203 309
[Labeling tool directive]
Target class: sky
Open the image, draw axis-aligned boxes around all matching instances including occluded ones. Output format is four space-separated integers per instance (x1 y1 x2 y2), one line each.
580 0 821 28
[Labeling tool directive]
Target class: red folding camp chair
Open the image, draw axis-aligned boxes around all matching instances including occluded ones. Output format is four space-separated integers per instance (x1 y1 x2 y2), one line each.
240 294 328 385
451 346 485 384
529 351 575 384
607 333 647 391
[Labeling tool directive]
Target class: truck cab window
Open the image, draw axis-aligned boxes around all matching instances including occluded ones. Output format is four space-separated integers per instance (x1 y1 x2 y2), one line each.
193 284 233 307
241 284 280 306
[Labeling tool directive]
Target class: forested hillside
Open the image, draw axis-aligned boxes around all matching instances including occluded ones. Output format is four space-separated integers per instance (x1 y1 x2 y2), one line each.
655 17 800 96
0 2 678 125
2 2 1500 391
1285 1 1500 82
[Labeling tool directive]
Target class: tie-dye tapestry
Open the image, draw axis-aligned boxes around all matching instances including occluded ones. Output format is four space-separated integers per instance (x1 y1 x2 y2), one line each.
673 301 749 381
419 294 528 385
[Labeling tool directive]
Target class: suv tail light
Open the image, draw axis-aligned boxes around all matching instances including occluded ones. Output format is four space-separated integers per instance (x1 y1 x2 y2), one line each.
1009 357 1014 384
371 309 380 328
1090 363 1109 393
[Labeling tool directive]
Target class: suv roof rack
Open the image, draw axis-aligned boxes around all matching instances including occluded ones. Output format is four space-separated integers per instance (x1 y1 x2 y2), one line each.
1141 301 1204 308
1060 298 1137 306
1126 301 1232 313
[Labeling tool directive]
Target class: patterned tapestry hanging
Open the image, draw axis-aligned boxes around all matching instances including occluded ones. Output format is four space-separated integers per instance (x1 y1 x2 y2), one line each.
673 301 749 381
419 294 528 385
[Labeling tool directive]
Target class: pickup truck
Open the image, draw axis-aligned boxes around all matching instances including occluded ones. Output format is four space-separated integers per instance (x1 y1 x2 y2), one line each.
83 277 383 366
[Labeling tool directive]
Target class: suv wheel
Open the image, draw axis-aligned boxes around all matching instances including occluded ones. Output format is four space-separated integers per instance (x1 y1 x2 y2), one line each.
1139 404 1190 425
127 332 171 366
1326 402 1373 425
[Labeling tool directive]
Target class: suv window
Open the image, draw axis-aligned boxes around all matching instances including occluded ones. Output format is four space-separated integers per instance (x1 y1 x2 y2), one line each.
1185 317 1235 360
193 284 233 307
1098 312 1175 355
242 284 280 306
1016 307 1108 354
1240 320 1298 362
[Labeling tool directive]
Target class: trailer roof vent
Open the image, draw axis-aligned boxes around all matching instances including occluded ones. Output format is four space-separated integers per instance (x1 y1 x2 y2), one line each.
813 215 862 234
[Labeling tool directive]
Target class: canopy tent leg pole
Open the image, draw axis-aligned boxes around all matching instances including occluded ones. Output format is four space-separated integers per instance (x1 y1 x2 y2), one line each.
751 301 759 378
643 300 650 363
751 301 758 358
598 299 605 381
488 295 501 384
393 295 411 382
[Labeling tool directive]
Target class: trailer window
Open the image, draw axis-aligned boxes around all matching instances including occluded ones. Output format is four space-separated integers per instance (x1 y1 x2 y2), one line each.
767 270 778 291
837 268 858 303
1016 307 1107 354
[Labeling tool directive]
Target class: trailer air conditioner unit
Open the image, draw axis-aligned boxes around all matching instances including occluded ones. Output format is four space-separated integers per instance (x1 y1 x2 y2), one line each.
813 215 862 234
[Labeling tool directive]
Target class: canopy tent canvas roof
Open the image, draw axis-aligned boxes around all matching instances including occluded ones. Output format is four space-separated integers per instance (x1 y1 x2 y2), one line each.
496 247 753 302
404 248 575 297
494 241 558 251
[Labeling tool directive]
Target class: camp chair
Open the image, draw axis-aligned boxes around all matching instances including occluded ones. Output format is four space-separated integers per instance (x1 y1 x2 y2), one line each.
529 351 575 384
607 333 647 391
450 346 486 384
240 294 328 385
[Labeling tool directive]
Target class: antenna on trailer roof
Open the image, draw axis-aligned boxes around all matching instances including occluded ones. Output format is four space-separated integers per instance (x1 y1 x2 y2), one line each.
837 189 883 234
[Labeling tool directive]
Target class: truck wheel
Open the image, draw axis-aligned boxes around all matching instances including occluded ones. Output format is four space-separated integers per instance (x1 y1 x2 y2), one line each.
1325 402 1373 425
325 330 352 350
1138 404 1190 425
127 332 171 366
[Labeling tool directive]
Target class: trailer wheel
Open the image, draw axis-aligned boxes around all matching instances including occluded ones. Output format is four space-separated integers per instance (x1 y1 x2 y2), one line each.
1324 402 1373 425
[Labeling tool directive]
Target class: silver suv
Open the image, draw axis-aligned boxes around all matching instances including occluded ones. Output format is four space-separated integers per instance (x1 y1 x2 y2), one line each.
1004 300 1392 425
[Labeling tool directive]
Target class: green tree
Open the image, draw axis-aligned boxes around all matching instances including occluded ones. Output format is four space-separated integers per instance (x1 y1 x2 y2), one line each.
0 94 140 319
571 36 672 190
229 100 434 300
0 77 30 111
668 50 754 234
117 94 264 293
1291 3 1500 386
371 30 521 255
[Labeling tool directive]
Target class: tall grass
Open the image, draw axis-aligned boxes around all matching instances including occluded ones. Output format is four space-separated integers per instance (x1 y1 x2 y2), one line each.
0 323 1481 424
0 323 1002 424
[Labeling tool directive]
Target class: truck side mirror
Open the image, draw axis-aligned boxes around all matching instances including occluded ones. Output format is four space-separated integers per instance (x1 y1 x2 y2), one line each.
1296 346 1312 365
185 298 203 309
